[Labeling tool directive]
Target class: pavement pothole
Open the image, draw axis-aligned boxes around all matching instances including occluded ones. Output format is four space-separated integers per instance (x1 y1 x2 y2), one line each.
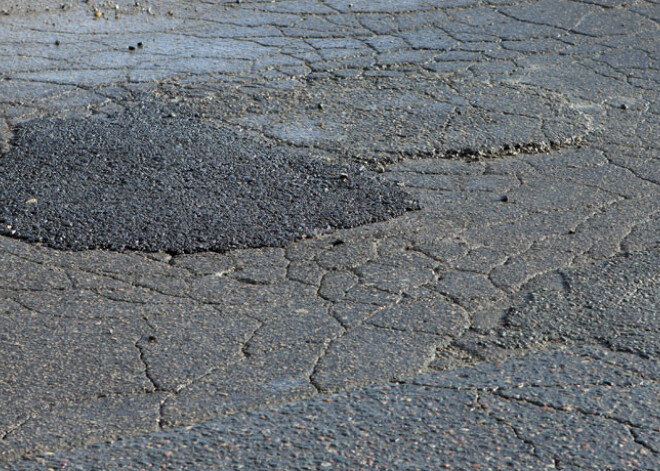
0 99 418 254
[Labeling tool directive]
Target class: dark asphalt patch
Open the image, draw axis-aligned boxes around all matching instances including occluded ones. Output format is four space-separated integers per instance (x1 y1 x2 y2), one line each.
0 101 418 254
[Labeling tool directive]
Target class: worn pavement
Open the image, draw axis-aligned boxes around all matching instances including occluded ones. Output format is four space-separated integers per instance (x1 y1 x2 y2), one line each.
0 0 658 469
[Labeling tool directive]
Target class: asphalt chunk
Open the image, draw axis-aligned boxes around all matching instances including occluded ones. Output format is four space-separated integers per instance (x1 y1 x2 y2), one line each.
0 101 418 254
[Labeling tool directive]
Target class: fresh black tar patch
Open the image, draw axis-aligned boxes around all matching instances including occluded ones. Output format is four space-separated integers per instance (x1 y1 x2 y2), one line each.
0 102 418 254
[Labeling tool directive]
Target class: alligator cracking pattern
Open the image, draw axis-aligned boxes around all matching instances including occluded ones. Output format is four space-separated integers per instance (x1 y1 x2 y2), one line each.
0 0 659 467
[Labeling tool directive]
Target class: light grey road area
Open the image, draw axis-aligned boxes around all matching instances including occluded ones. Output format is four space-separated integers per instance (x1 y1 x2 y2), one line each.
0 0 658 469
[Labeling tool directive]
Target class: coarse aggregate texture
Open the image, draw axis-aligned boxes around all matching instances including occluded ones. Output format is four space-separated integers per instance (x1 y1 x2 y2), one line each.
501 250 660 357
0 100 417 253
6 347 660 471
0 0 659 468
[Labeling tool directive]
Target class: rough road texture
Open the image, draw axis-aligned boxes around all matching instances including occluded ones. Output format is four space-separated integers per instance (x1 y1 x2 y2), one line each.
0 0 658 469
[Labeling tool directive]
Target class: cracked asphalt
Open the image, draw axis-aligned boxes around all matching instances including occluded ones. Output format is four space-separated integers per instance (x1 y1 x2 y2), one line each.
0 0 658 469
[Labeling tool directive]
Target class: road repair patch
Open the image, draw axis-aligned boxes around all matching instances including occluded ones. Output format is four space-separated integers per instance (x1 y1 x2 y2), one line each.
0 100 418 254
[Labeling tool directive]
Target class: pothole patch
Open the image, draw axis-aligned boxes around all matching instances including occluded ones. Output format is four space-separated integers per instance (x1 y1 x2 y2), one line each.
184 77 594 167
0 101 418 254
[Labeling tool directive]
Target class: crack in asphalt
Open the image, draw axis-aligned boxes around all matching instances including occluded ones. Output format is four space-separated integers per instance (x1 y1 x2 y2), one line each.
0 0 658 466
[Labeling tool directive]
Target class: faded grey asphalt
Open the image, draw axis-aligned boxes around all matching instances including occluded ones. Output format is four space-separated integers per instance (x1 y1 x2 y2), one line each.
0 0 658 469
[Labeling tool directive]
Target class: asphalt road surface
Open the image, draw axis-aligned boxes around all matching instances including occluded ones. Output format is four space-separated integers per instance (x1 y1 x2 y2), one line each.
0 0 658 469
